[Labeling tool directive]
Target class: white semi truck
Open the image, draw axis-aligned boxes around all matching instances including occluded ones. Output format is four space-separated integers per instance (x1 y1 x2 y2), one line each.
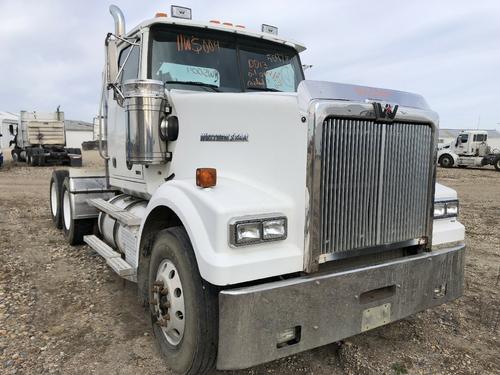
48 5 465 374
11 110 82 166
438 129 500 171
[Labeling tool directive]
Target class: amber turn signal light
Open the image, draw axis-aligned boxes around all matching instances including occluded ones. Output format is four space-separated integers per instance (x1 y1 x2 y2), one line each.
196 168 217 188
155 12 168 18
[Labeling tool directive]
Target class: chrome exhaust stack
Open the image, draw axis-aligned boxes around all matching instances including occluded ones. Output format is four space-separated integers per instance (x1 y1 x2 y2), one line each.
109 4 125 37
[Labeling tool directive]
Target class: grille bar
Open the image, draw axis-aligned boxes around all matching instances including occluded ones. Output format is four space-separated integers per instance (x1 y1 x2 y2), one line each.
319 118 432 256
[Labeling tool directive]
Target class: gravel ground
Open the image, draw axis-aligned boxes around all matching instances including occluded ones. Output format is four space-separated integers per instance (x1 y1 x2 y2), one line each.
0 150 499 375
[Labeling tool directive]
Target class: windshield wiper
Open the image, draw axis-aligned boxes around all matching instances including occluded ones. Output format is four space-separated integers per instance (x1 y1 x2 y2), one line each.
246 86 281 92
164 80 220 92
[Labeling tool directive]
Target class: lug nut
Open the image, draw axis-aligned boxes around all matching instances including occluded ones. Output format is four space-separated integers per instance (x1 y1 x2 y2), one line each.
157 315 170 326
162 302 171 309
161 288 169 296
157 319 167 327
154 280 164 287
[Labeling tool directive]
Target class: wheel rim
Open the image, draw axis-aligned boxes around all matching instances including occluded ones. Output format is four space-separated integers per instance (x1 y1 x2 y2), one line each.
63 190 71 230
50 182 58 217
442 157 451 167
153 259 185 346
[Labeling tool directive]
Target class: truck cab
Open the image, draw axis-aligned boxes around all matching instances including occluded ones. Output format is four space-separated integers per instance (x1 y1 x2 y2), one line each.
48 5 466 374
103 9 305 198
454 130 489 156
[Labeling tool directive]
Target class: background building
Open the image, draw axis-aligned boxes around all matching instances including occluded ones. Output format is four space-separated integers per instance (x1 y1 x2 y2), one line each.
65 119 94 148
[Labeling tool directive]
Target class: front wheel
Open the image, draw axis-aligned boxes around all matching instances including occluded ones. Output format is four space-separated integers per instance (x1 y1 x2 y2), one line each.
148 227 218 375
439 154 454 168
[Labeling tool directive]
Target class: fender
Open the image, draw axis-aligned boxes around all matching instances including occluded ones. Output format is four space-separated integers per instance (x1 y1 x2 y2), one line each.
438 150 459 164
136 177 304 286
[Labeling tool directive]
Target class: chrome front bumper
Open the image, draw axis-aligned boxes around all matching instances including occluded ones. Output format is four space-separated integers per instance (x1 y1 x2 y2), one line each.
217 244 465 370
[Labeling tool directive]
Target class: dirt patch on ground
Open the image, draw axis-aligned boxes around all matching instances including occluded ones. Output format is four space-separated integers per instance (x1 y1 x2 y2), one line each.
0 151 499 374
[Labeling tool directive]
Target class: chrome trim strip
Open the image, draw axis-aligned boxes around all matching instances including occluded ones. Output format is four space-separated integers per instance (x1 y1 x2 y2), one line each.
376 123 386 244
318 238 421 263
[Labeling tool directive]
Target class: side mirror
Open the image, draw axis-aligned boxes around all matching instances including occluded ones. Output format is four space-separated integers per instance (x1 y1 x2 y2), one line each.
106 37 119 85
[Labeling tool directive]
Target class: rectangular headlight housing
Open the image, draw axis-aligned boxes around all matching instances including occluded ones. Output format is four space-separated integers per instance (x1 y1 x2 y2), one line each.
434 200 459 219
235 222 261 244
263 218 287 240
230 215 287 247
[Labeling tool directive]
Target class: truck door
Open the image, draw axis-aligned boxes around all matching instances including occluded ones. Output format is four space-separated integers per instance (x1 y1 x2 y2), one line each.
455 134 469 155
107 42 145 183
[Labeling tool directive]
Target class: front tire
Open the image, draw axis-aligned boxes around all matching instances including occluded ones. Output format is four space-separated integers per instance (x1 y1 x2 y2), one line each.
61 178 94 245
148 227 218 375
439 154 454 168
50 170 69 229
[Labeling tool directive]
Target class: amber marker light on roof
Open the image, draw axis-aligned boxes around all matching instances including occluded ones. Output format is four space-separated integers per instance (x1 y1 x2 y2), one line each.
196 168 217 188
155 12 168 18
223 22 233 26
209 20 221 24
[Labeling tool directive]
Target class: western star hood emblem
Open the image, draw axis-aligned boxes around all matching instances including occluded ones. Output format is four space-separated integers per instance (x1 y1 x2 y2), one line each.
200 133 249 142
373 102 399 122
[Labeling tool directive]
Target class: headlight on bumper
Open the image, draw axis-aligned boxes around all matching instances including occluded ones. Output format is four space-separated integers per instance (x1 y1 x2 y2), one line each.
434 200 459 219
230 216 287 247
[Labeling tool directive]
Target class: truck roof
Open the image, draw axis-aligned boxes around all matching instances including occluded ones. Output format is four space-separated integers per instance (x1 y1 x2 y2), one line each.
127 16 307 53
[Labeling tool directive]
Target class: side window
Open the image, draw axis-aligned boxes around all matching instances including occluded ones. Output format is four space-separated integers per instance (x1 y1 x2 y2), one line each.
460 134 469 143
118 44 140 83
473 134 486 142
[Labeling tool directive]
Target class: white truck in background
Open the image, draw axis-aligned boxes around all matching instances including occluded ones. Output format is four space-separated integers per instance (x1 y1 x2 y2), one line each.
438 130 500 171
47 5 465 374
10 109 82 166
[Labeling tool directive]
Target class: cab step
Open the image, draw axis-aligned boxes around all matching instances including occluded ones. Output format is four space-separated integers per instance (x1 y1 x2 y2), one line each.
87 198 141 226
84 235 136 279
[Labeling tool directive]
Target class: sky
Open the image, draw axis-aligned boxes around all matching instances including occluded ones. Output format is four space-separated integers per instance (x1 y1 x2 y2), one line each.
0 0 499 129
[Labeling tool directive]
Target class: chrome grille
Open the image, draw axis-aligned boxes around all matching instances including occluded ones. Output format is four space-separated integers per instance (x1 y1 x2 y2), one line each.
319 118 433 257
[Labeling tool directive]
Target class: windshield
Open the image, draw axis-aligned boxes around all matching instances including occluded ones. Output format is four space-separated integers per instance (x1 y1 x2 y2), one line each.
149 25 304 93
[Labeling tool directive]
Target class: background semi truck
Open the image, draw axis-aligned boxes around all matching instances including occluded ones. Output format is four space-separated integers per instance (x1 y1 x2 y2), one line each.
47 5 465 374
10 109 82 166
438 129 500 170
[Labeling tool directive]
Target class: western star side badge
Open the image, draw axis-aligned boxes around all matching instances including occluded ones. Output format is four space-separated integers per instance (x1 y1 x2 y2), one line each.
200 133 249 142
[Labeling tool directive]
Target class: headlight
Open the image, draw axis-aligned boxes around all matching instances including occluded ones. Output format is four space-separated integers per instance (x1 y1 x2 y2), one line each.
434 200 459 219
434 202 446 217
445 201 459 216
235 222 261 244
230 215 287 247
